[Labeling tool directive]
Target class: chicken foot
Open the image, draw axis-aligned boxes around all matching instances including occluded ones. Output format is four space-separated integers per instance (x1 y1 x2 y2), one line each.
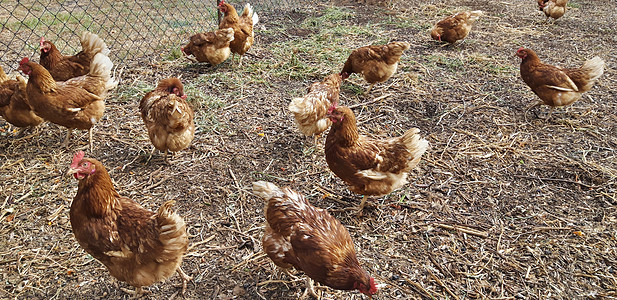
176 267 193 295
524 100 544 121
300 277 320 299
120 286 150 299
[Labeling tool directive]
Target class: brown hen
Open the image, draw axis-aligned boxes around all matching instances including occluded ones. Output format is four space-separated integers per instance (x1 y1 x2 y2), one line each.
18 53 116 151
253 181 378 298
0 65 42 133
67 151 191 297
516 47 604 119
289 73 342 144
181 28 235 66
538 0 567 22
139 78 195 162
218 0 259 66
325 106 428 213
341 41 410 94
39 31 110 81
431 10 483 44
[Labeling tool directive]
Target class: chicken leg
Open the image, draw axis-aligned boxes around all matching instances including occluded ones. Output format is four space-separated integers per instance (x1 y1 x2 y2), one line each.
62 129 73 148
88 127 94 152
176 267 192 295
364 83 376 95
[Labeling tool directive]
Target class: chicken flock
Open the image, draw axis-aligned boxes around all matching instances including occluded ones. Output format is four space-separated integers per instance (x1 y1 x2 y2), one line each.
0 0 607 298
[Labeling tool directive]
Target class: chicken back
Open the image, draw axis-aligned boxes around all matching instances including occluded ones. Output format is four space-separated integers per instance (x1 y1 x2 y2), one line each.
325 106 429 196
68 151 189 292
253 181 378 296
517 47 604 108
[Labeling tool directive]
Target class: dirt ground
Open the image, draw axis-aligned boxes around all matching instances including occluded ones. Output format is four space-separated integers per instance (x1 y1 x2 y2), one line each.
1 0 616 299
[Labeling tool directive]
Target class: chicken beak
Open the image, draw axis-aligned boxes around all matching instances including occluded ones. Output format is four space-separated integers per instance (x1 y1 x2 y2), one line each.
67 168 78 177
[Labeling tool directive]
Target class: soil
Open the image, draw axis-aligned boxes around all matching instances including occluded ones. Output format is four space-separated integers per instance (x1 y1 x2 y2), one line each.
1 0 616 299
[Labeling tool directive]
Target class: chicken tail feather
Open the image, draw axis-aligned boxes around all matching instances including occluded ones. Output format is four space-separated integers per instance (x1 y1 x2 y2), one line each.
399 128 429 168
80 31 110 57
89 53 118 91
156 200 188 257
0 65 8 83
468 10 484 23
242 3 259 26
581 56 605 83
252 181 283 201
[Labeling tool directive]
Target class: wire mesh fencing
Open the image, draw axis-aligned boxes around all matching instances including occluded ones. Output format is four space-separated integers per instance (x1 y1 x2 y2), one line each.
0 0 306 74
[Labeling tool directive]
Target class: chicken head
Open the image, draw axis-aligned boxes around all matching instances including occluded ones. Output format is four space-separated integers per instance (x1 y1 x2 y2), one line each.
218 0 228 12
39 37 52 53
68 151 96 180
516 47 528 59
18 57 32 75
354 277 378 297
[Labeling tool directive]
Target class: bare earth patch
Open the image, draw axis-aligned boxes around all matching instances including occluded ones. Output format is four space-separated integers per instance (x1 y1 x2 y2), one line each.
1 0 616 299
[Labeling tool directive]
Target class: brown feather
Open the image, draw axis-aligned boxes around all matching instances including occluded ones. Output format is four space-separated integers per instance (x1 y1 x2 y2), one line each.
341 42 410 85
253 181 375 294
517 48 604 107
325 106 429 196
69 156 188 289
218 2 257 56
182 28 234 65
139 78 196 153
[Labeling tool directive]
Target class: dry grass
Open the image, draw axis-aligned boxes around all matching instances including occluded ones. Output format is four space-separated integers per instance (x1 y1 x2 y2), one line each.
1 0 617 299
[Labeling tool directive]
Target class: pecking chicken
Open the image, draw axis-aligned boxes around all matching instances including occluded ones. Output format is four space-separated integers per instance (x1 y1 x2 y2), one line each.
431 10 483 44
67 151 191 297
139 78 195 162
538 0 567 22
39 31 110 81
253 181 378 298
325 105 429 213
0 65 43 133
341 41 410 95
288 73 342 144
182 28 235 66
218 0 259 66
516 47 604 119
18 53 116 151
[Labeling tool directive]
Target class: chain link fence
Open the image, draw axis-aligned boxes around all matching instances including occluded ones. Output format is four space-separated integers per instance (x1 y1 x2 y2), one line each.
0 0 305 74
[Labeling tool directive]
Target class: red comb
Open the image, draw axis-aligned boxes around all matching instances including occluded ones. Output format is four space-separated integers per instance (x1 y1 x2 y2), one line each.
517 46 525 52
368 277 378 294
19 57 29 65
40 37 45 47
71 151 86 169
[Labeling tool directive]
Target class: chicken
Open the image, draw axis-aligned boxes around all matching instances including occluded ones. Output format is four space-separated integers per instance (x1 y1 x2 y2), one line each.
218 0 259 66
67 151 191 297
538 0 567 22
516 47 604 119
139 78 195 162
0 65 43 133
430 10 483 44
253 181 378 298
288 73 342 144
181 28 235 66
39 31 110 81
18 53 116 151
325 106 429 213
341 41 410 95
